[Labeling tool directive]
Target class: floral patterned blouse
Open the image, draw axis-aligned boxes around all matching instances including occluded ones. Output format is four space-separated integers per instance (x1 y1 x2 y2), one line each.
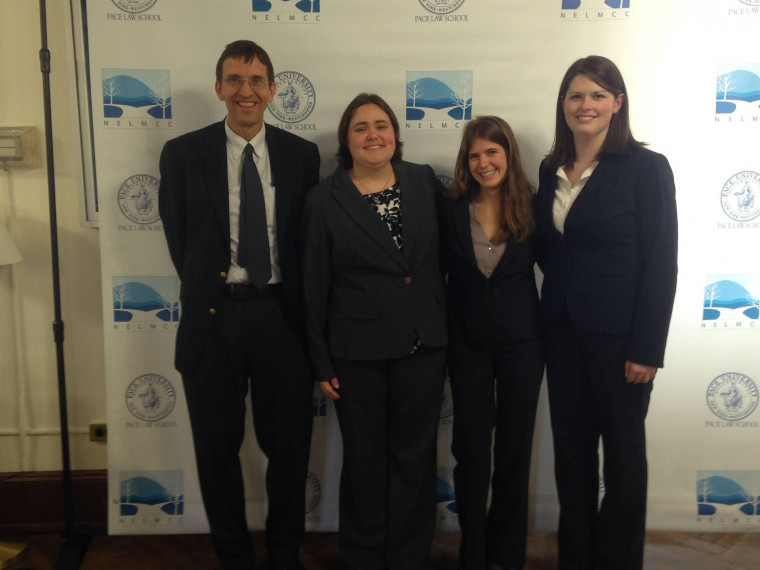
363 182 423 353
363 182 403 250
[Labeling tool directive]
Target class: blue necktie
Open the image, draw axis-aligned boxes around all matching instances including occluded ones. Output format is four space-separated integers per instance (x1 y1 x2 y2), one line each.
238 143 271 289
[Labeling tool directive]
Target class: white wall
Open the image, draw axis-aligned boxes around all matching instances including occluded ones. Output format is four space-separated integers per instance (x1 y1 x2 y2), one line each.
0 0 106 472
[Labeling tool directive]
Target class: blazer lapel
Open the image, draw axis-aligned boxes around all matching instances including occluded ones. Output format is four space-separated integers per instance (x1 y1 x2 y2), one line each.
205 121 230 243
491 235 522 277
265 126 291 240
330 167 408 271
564 158 615 230
453 197 479 273
395 163 419 262
538 166 562 243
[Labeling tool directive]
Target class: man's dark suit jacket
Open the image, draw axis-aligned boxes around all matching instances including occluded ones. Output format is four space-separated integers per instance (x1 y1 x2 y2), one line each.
535 146 678 368
302 161 448 382
158 120 320 376
437 192 541 346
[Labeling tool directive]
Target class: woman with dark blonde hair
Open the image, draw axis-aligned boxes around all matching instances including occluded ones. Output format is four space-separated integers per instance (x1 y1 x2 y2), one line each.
535 56 677 569
438 115 544 570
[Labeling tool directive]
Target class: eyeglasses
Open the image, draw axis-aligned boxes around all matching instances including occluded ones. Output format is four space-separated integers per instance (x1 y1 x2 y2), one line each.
222 76 272 90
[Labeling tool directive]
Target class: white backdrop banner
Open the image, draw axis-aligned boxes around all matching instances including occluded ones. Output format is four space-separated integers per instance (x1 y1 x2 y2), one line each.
81 0 760 534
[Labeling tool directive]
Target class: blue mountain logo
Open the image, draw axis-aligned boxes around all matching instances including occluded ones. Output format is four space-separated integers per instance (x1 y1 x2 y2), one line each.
697 473 760 516
253 0 320 12
102 69 171 119
435 468 459 528
703 277 759 321
113 277 180 323
120 472 184 517
312 384 327 418
436 475 457 514
715 65 760 115
562 0 630 8
406 71 472 122
436 174 454 191
306 471 322 514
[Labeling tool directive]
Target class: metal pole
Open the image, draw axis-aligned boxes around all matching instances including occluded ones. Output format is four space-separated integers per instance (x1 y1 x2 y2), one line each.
38 1 91 567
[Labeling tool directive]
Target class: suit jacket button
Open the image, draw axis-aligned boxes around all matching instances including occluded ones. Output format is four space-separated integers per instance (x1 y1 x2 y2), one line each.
219 271 227 279
403 276 412 285
209 308 216 315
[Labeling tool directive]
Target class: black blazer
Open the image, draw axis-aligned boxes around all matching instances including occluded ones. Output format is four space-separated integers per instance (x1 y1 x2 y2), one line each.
437 192 541 346
535 146 678 368
302 161 448 382
158 120 320 376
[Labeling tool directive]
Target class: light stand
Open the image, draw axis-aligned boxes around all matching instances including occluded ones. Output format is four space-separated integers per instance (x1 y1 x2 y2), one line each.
38 0 91 567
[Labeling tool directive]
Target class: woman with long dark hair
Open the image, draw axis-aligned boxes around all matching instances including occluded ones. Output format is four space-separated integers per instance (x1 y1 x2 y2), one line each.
535 56 678 569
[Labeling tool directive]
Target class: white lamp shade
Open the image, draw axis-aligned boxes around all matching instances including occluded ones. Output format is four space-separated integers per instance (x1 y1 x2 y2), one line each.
0 220 22 265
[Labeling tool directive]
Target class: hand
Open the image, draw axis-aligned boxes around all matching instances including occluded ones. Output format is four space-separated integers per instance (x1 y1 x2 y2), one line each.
625 361 657 384
319 377 341 400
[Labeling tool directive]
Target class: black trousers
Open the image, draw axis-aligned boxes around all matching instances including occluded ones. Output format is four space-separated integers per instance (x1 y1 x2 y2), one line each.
545 321 652 570
182 287 313 569
448 338 544 570
332 347 446 570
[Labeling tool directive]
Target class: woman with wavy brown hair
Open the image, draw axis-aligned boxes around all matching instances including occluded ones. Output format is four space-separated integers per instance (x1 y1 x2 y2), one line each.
438 116 544 570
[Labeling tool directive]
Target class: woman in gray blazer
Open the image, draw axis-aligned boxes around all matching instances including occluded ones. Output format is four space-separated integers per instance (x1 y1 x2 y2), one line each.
302 93 447 570
535 56 678 570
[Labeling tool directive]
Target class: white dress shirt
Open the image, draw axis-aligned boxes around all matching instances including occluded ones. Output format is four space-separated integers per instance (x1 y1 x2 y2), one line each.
552 163 597 235
224 122 280 284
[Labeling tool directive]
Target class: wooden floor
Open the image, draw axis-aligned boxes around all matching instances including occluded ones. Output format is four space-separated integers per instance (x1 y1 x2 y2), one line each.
3 530 760 569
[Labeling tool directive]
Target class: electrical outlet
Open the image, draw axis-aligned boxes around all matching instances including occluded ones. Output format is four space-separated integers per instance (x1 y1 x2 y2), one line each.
89 423 107 442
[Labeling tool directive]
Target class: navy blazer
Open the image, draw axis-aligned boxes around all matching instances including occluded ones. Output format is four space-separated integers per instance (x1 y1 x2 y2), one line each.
535 146 677 368
302 161 448 382
158 121 320 376
437 192 541 346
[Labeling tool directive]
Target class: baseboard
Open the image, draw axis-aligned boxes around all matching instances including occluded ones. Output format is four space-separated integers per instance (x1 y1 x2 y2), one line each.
0 470 107 532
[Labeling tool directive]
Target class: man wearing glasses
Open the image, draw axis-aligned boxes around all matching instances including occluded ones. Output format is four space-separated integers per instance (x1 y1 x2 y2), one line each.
159 40 319 570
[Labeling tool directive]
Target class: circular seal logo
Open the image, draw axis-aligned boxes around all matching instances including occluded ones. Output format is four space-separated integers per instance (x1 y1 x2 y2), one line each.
111 0 158 13
706 372 758 421
118 174 160 224
305 471 322 514
268 72 316 124
419 0 466 14
598 476 606 509
436 174 454 191
125 374 176 421
721 171 760 222
440 377 454 419
739 1 760 6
